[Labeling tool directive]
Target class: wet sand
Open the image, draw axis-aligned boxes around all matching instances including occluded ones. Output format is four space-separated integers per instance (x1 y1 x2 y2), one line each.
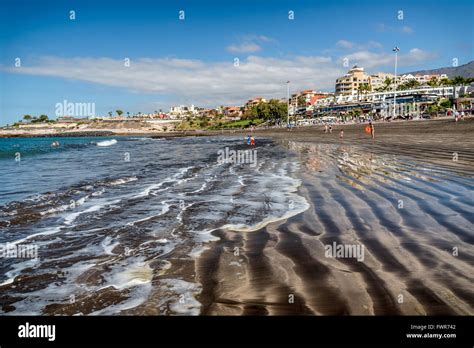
196 118 474 315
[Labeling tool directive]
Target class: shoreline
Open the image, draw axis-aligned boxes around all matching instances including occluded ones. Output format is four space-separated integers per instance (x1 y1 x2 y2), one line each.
1 116 472 139
0 130 213 139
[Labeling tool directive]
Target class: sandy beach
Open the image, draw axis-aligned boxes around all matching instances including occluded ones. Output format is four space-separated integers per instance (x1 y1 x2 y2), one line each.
196 118 474 315
0 118 472 316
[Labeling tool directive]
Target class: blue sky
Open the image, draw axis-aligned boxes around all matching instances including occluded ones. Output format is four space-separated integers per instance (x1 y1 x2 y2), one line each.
0 0 472 125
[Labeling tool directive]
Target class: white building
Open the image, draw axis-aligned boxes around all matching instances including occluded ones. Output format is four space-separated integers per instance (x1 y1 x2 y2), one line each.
169 105 198 118
399 73 448 85
369 72 395 90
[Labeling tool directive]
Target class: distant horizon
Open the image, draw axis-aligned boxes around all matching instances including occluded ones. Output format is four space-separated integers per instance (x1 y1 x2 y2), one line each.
1 0 473 125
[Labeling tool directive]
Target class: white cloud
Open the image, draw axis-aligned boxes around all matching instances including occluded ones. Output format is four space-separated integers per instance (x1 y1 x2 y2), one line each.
226 34 276 54
227 42 261 53
2 48 436 108
336 40 354 49
3 55 342 107
368 41 383 49
344 48 437 69
376 23 414 34
242 34 274 43
331 40 383 53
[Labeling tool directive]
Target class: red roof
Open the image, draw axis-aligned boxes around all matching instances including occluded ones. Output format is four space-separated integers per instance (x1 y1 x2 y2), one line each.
309 95 326 105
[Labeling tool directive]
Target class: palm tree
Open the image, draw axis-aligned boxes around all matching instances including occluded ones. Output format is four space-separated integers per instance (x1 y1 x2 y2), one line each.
357 83 370 101
108 111 112 117
452 76 466 86
127 112 130 117
363 83 371 98
116 110 123 116
383 77 393 92
400 79 420 90
427 77 439 88
439 78 451 86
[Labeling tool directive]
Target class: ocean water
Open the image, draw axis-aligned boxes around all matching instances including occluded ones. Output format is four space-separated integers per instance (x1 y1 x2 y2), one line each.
0 136 308 315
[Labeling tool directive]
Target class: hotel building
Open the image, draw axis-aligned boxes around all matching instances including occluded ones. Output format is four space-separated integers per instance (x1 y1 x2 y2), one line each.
336 65 450 95
335 65 371 95
169 104 198 118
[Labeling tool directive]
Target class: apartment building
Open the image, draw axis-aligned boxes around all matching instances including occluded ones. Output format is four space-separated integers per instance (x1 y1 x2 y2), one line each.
336 65 450 95
369 72 395 90
245 97 267 109
335 65 371 95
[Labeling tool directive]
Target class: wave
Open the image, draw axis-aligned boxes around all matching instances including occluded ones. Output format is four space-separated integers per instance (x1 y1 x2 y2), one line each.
96 139 117 147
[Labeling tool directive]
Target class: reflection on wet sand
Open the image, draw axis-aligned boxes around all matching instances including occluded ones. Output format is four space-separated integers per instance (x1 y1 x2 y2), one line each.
197 140 473 315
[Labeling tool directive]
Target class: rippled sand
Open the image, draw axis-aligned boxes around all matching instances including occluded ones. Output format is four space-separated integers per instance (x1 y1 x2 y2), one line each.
197 119 474 315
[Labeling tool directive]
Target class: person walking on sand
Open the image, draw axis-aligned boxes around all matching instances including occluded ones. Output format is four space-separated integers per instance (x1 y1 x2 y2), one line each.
324 124 328 133
339 129 344 139
329 124 333 134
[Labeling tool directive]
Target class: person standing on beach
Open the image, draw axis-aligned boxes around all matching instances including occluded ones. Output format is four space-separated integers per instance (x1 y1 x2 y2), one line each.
369 121 375 139
324 124 328 133
329 124 333 134
339 129 344 139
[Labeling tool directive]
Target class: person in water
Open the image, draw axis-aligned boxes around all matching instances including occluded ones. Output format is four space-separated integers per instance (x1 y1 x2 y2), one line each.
246 135 251 145
250 136 256 146
51 141 60 147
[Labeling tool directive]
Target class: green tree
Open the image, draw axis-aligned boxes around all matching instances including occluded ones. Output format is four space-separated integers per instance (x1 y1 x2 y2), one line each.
199 116 209 128
23 114 32 121
383 77 393 91
427 103 439 113
358 83 371 100
267 99 287 121
38 114 49 122
439 78 451 86
297 95 306 108
439 99 453 109
452 76 466 86
108 111 112 117
427 77 439 87
116 110 124 116
400 79 421 90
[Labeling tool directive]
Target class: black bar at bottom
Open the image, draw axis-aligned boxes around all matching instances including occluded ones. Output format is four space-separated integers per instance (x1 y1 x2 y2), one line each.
0 316 472 346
